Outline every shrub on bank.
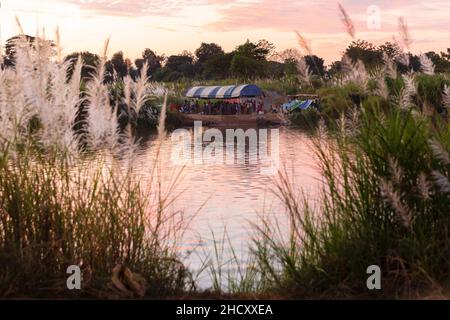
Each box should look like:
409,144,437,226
254,101,450,298
289,109,321,130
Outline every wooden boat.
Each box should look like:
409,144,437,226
180,113,285,127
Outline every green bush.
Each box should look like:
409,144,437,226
317,84,359,119
289,108,321,130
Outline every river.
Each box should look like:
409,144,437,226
133,125,322,288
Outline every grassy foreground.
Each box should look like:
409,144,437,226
0,34,193,298
0,149,191,298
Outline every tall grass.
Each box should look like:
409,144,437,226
250,7,449,295
0,30,191,298
252,102,450,298
0,150,190,298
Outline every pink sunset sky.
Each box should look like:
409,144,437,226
0,0,449,64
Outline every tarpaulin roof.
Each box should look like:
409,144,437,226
185,84,262,99
282,99,313,111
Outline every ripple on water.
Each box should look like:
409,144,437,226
135,127,322,288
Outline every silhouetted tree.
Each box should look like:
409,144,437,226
230,39,274,78
194,42,225,77
266,61,285,79
135,48,164,78
378,41,402,59
424,51,450,73
195,42,224,64
156,51,194,80
203,52,234,79
304,55,326,77
441,48,450,61
110,51,128,79
65,51,100,80
283,58,298,77
230,54,261,78
345,39,383,70
234,39,274,61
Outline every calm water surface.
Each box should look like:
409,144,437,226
134,126,322,287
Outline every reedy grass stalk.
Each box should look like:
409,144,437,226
0,26,191,298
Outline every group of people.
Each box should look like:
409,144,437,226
175,99,268,115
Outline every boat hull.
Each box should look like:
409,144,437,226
180,114,284,127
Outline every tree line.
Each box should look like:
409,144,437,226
3,35,450,83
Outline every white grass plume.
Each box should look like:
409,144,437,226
396,52,410,69
398,72,417,110
429,139,450,165
443,85,450,110
346,107,361,136
393,18,412,70
383,53,397,79
398,17,412,50
419,54,435,75
295,31,312,56
340,55,353,74
123,75,133,114
403,72,417,95
0,27,82,154
85,39,120,151
431,171,450,194
379,179,412,228
374,71,389,99
338,3,355,39
0,28,166,164
417,173,431,201
341,57,369,92
317,118,328,142
388,157,403,185
133,62,150,114
157,91,168,141
297,57,311,85
398,89,413,110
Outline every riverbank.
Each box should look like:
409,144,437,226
180,113,285,127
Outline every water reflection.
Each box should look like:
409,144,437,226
135,126,321,287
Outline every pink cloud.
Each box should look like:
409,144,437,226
206,0,340,33
205,0,449,60
46,0,450,63
207,0,450,33
65,0,450,37
68,0,226,17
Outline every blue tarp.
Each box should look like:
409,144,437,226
185,84,262,99
282,99,313,112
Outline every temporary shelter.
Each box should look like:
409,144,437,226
184,84,262,99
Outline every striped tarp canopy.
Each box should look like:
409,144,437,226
184,84,262,99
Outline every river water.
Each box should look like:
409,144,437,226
134,126,322,287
